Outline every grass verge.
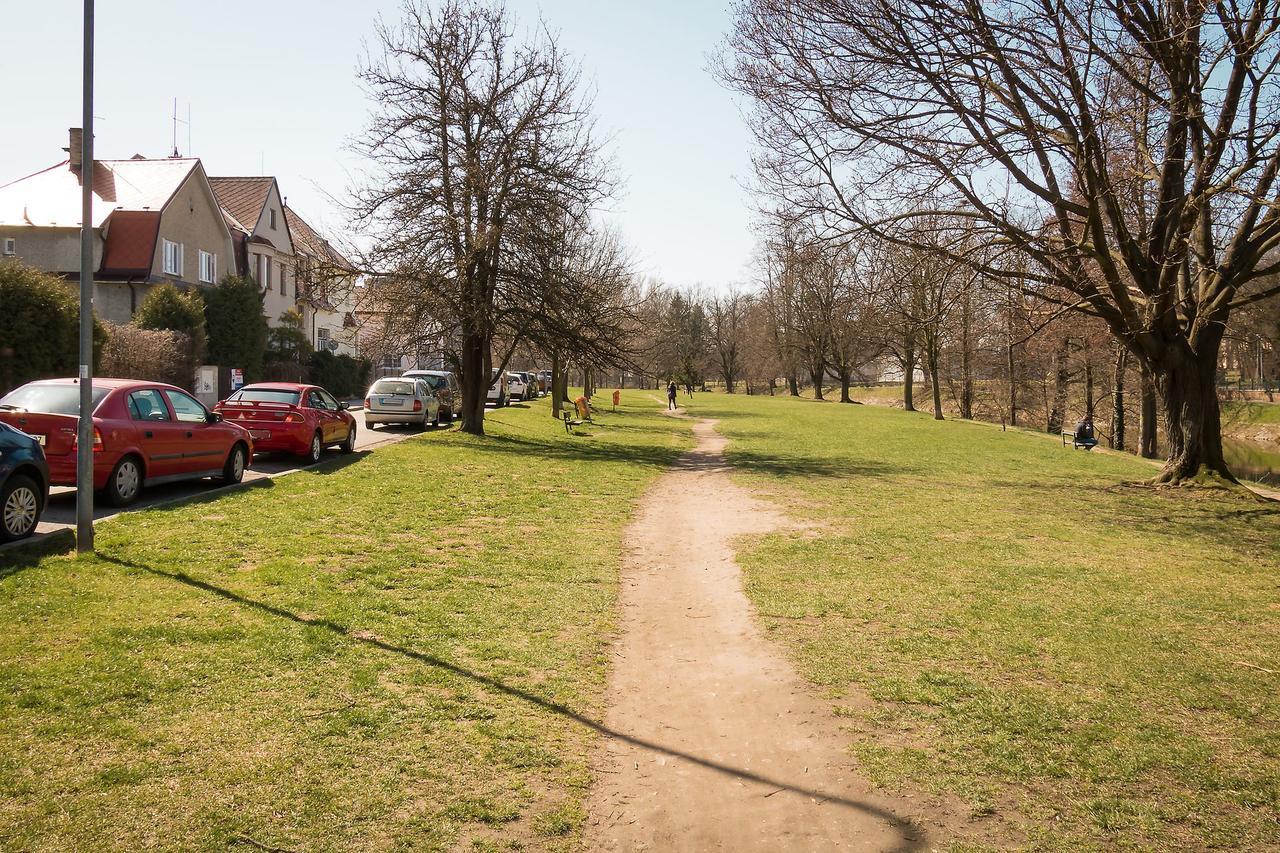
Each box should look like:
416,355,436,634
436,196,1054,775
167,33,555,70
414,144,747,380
685,392,1280,849
0,394,690,851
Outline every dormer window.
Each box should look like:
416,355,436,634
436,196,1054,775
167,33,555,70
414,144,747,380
269,209,277,230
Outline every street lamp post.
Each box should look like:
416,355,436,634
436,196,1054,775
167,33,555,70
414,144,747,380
76,0,95,553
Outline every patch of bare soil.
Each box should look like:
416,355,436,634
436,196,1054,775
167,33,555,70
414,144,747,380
585,418,965,851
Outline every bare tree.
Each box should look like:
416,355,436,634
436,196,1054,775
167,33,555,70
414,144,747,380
353,0,610,435
724,0,1280,483
707,288,753,392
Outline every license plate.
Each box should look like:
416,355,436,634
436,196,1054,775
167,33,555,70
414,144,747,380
380,397,403,406
250,430,271,440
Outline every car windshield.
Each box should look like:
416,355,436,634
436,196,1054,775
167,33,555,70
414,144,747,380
228,388,301,405
0,383,110,415
409,374,446,390
372,380,417,396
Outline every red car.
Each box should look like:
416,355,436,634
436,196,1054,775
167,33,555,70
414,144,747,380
214,383,357,463
0,378,253,507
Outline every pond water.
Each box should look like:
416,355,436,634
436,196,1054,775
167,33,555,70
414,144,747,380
1224,438,1280,487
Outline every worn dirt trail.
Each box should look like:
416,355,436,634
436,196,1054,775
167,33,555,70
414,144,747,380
585,416,931,851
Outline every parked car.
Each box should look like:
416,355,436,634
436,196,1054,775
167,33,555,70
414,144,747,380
507,372,530,401
214,383,356,463
519,371,543,397
0,421,49,543
364,377,439,428
487,369,509,407
537,370,553,395
402,370,458,423
0,378,252,507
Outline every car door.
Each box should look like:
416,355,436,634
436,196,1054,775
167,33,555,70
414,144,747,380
163,389,224,475
126,388,183,479
308,389,341,443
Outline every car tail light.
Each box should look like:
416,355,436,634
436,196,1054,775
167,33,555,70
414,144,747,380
364,398,371,409
413,400,423,412
72,426,104,453
284,412,303,423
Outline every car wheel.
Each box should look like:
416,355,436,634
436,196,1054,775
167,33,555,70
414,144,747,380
341,424,357,454
306,431,323,464
1,474,41,542
443,407,453,424
432,410,440,427
219,443,248,485
105,455,143,507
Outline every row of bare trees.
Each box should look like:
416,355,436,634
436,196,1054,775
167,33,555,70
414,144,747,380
348,0,640,434
717,0,1280,484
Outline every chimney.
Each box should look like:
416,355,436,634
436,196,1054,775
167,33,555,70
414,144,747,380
67,128,84,173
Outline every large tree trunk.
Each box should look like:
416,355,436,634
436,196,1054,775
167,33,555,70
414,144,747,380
1139,366,1158,459
1111,347,1127,451
959,281,973,419
1151,334,1233,483
787,374,800,396
902,332,917,412
1047,336,1070,434
926,340,943,420
810,363,826,400
460,327,488,436
550,350,563,418
839,366,852,403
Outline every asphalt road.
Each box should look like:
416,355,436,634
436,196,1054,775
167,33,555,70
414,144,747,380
17,412,441,547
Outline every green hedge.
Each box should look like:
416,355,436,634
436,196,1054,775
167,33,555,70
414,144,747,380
0,260,105,395
308,350,372,399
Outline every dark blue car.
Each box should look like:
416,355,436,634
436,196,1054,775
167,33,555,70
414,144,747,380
0,420,49,543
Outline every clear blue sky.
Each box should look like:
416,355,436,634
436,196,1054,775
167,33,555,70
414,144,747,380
0,0,755,290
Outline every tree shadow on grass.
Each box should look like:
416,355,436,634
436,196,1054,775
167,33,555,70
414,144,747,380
95,553,929,852
465,434,910,481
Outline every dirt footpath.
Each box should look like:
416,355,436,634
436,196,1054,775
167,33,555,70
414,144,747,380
585,417,937,851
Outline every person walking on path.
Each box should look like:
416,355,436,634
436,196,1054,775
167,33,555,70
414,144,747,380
667,381,678,410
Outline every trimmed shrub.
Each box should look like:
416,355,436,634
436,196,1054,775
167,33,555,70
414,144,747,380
267,308,313,364
0,260,105,395
135,283,206,366
205,275,267,381
100,324,196,389
309,350,372,398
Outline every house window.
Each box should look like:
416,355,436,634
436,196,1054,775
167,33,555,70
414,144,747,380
382,355,400,370
261,255,272,290
279,262,286,296
317,327,331,349
198,251,216,284
2,238,14,256
163,239,184,276
269,209,277,230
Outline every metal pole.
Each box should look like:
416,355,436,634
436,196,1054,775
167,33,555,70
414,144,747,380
76,0,95,553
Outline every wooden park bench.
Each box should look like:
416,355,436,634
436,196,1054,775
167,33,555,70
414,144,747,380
1061,430,1098,451
562,398,594,433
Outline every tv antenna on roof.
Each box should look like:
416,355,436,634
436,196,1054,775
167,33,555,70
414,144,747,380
171,97,190,157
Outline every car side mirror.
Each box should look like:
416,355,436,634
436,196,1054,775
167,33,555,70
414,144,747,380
207,411,223,424
337,401,349,410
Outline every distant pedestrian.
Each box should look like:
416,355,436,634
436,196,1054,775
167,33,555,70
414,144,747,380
1074,414,1095,444
685,382,693,398
667,381,678,410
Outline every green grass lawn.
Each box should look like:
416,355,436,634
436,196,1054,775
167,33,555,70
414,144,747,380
0,394,691,852
684,392,1280,850
1223,399,1280,427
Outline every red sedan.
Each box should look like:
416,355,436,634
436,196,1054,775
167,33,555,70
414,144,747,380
214,383,357,463
0,378,253,507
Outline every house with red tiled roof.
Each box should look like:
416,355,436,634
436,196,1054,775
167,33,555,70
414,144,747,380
208,176,297,331
0,129,237,323
284,204,360,357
